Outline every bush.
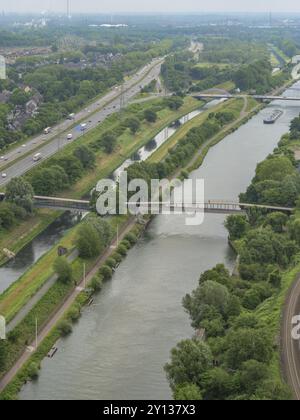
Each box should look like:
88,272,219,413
53,257,73,284
67,305,81,323
90,274,103,292
121,240,131,250
58,320,73,337
125,233,138,245
117,244,128,256
27,362,40,380
112,252,123,263
106,258,117,268
100,265,113,280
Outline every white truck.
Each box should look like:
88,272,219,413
33,153,43,162
44,127,51,135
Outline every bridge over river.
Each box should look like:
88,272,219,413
16,196,294,214
0,193,292,214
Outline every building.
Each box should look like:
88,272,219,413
292,55,300,64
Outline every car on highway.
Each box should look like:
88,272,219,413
1,173,7,178
33,153,43,162
44,127,51,134
67,134,73,140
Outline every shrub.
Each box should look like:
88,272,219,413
117,244,128,256
67,305,81,323
121,240,131,250
100,265,113,280
112,252,123,263
27,362,40,380
90,274,103,292
125,233,138,245
106,258,117,268
53,257,73,284
58,320,73,337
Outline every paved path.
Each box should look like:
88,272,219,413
0,218,136,393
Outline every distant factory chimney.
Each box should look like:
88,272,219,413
67,0,71,19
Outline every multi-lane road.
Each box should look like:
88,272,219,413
0,57,164,186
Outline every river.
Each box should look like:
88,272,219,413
20,83,300,400
0,105,214,296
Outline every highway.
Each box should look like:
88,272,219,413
0,57,163,186
282,275,300,400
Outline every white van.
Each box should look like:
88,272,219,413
67,133,73,140
33,153,43,162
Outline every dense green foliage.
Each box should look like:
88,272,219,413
76,214,112,259
166,113,300,400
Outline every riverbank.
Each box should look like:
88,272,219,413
0,95,257,399
0,96,202,267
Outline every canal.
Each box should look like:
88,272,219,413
20,84,300,400
0,105,213,296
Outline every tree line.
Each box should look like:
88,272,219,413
165,114,300,400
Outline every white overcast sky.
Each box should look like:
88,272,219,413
0,0,300,14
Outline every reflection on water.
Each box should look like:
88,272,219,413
112,107,206,182
20,84,300,400
0,212,81,294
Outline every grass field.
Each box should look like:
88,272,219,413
0,96,201,266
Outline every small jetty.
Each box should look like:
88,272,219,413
47,347,58,358
3,248,16,260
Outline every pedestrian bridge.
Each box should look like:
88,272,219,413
0,193,294,214
191,93,300,102
1,194,293,215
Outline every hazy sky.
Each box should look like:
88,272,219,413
1,0,300,14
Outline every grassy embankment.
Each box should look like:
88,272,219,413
0,96,200,266
0,96,258,400
0,97,202,320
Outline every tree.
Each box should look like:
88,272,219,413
254,379,292,400
237,360,269,396
53,257,73,284
6,177,34,213
99,265,113,280
76,223,102,258
202,368,234,400
56,156,83,183
225,215,249,240
183,281,230,328
225,329,273,370
30,165,69,195
165,339,213,391
255,156,294,182
125,117,141,134
144,109,157,123
101,133,117,154
174,384,202,401
166,96,184,110
0,340,7,371
288,218,300,245
265,212,288,233
0,204,15,229
73,145,96,169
